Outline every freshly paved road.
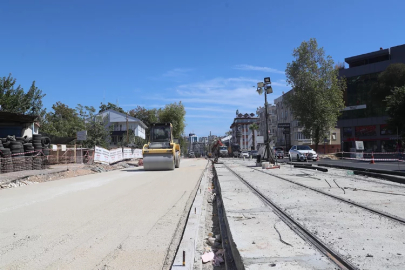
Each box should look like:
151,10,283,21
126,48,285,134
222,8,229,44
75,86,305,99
318,158,405,171
0,159,207,270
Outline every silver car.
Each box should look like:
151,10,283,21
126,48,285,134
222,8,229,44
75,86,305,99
289,145,318,161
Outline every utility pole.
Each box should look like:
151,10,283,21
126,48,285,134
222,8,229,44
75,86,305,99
257,77,273,162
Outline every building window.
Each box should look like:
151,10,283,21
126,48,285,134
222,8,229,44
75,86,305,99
332,133,337,140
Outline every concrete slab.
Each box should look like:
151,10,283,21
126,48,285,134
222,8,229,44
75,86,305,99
214,164,334,270
172,163,208,269
225,160,405,270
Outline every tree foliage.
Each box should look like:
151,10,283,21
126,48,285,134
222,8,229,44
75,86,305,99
371,63,405,105
99,102,125,114
157,102,186,139
249,123,259,150
385,85,405,139
129,106,158,136
284,38,346,150
0,74,45,117
41,102,85,137
82,106,112,148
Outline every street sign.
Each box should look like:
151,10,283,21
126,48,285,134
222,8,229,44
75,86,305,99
257,82,264,88
256,136,264,143
278,123,290,128
264,77,271,84
77,130,87,141
355,141,364,150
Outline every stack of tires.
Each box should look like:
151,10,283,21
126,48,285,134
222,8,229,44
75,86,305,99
32,135,43,170
23,143,35,170
10,141,24,172
0,138,12,173
41,137,51,156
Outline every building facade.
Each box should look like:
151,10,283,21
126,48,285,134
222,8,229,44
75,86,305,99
338,44,405,152
230,113,259,151
256,105,277,144
96,109,147,145
274,93,341,153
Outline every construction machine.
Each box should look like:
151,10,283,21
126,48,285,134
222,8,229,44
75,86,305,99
142,123,181,171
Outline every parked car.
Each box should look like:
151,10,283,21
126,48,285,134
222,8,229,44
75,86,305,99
188,152,195,158
251,150,258,158
240,151,249,158
289,145,318,161
274,147,284,159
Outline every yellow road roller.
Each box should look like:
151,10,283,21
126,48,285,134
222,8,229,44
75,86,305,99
142,123,180,171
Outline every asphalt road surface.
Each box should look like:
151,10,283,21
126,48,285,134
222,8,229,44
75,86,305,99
318,158,405,171
0,159,207,270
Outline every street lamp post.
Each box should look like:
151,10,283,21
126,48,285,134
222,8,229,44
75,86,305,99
257,77,273,162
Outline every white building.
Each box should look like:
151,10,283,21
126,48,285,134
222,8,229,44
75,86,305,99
230,113,259,151
256,105,277,144
95,109,147,145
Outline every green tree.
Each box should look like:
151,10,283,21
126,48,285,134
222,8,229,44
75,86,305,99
284,38,346,151
0,74,45,117
371,63,405,106
99,102,125,114
82,106,112,148
157,102,186,139
129,106,158,136
385,85,405,139
249,123,259,150
41,102,85,137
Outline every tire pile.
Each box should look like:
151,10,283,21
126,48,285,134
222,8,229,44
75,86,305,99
0,134,51,174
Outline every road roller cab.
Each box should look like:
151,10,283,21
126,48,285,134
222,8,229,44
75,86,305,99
142,123,181,171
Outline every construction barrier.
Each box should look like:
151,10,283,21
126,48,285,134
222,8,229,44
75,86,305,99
338,151,405,162
94,146,142,165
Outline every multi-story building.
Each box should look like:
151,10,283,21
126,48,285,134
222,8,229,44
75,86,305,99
229,113,259,151
338,44,405,152
199,137,208,144
274,93,341,153
256,105,277,145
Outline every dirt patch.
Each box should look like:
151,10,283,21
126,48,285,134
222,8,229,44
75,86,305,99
198,165,226,270
0,160,141,189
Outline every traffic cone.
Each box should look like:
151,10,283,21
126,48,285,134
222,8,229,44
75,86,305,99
370,152,375,164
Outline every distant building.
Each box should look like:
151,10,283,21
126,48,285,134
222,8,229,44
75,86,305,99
256,105,277,145
338,44,405,152
230,113,259,151
199,137,208,144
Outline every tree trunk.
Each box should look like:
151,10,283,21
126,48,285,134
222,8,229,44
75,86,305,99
252,130,255,150
314,127,319,152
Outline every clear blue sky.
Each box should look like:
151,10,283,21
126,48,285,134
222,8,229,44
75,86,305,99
1,0,404,137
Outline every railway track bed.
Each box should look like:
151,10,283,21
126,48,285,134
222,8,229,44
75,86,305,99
214,160,405,270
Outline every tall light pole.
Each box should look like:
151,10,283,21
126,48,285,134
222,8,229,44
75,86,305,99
257,77,273,162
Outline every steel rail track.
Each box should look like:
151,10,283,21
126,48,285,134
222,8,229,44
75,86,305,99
220,163,359,270
245,163,405,224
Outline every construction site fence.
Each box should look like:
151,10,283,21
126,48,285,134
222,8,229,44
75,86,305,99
336,151,405,162
47,145,95,165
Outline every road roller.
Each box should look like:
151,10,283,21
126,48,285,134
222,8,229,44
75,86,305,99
142,123,181,171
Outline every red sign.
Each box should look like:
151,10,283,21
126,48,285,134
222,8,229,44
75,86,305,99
355,125,376,137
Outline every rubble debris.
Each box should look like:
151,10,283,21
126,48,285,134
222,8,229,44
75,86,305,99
201,251,214,263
